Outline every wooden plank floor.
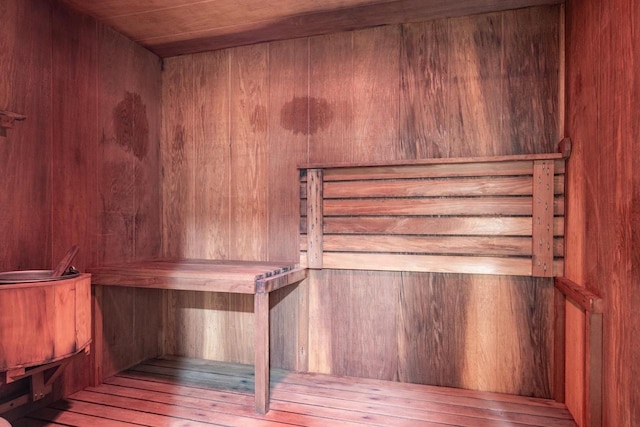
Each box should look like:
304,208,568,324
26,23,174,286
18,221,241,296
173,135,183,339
18,357,576,426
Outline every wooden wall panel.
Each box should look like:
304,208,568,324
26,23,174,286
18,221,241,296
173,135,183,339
1,0,163,408
93,24,163,379
308,32,353,163
565,0,640,423
229,44,269,261
161,5,561,398
162,55,196,258
50,2,97,282
503,6,560,154
399,20,449,159
48,2,97,400
267,38,310,370
0,0,52,272
193,50,231,260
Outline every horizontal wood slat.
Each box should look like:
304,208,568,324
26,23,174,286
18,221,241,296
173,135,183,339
300,235,564,257
299,152,567,277
301,175,565,198
299,252,564,276
319,197,565,216
301,216,565,236
301,158,565,181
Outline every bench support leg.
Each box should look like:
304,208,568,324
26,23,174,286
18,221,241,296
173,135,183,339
254,292,269,414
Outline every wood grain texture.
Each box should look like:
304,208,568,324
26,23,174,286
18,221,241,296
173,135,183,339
94,23,164,385
397,273,469,387
266,39,310,371
193,50,231,259
159,6,562,398
308,31,353,163
565,0,640,423
0,0,163,409
161,55,195,258
18,357,576,427
57,0,563,57
503,6,560,154
352,25,400,162
50,4,97,274
399,19,449,159
0,0,52,272
0,275,91,371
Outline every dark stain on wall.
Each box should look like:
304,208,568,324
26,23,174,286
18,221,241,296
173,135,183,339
280,96,334,135
113,91,149,160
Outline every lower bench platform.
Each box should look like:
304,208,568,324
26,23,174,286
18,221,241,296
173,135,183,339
18,356,576,426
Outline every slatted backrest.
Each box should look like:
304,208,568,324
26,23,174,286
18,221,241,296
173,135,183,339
300,153,567,277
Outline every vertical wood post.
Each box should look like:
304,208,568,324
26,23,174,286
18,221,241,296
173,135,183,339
306,169,323,269
91,285,103,387
553,287,566,403
254,292,270,414
296,278,309,372
532,160,555,276
585,312,603,427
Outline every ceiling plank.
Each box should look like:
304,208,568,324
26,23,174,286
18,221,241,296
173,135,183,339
58,0,563,57
149,0,563,57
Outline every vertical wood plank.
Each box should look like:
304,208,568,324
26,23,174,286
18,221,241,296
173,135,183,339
193,50,231,259
397,273,469,387
50,3,97,272
309,32,353,163
296,277,310,372
162,56,195,258
553,288,566,403
448,12,504,157
330,271,399,380
307,270,333,374
565,300,586,424
399,20,449,159
586,312,603,427
351,25,401,162
229,44,269,261
267,38,309,371
268,38,309,261
227,44,270,364
0,0,52,272
306,169,323,269
532,159,556,277
91,286,104,386
254,292,270,414
503,6,560,154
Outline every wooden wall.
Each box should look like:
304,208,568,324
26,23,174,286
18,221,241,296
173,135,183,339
565,0,640,424
161,5,562,397
0,0,162,405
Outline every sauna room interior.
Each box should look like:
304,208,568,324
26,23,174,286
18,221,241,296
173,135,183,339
0,0,638,425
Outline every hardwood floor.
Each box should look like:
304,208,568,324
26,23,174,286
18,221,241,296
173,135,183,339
17,357,575,426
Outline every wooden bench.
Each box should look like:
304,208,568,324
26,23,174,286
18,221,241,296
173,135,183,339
89,259,307,414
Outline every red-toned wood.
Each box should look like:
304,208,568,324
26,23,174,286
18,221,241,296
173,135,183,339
50,2,98,274
90,259,304,413
0,275,91,373
19,357,576,426
254,292,269,414
305,170,323,269
554,288,566,403
532,160,556,276
0,0,52,273
565,0,639,423
158,5,562,398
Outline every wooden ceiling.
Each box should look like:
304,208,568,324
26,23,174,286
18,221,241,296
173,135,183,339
58,0,562,57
